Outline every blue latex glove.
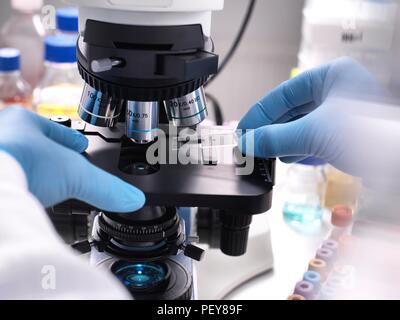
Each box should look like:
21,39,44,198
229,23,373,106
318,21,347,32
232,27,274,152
238,57,397,182
0,106,146,212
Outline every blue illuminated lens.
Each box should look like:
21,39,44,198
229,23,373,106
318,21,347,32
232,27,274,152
113,261,167,290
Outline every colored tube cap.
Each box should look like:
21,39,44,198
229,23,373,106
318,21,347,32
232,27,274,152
287,294,306,300
294,281,315,300
303,271,321,286
316,248,335,264
308,258,328,281
322,239,339,252
308,258,327,271
331,205,353,227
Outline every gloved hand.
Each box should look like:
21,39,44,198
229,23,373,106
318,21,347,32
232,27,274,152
0,106,145,211
237,57,400,184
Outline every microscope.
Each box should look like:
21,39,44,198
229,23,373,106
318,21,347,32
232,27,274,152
49,0,275,300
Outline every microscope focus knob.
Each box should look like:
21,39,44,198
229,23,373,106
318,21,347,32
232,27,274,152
220,213,253,256
182,243,205,262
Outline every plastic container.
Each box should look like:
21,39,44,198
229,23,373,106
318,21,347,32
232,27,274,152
302,0,398,51
298,0,399,84
283,157,327,230
0,48,32,110
33,35,83,119
0,0,46,87
323,165,361,212
56,7,79,35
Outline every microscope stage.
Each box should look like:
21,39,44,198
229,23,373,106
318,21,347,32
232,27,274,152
77,122,275,215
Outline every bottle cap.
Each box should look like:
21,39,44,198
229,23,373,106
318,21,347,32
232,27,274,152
11,0,43,12
45,35,77,63
56,7,79,33
0,48,20,72
297,156,326,166
331,205,353,227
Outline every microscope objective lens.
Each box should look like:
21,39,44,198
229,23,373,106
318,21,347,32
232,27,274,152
126,101,159,144
164,87,208,127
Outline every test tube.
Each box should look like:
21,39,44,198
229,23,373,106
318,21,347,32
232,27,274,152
337,234,358,260
303,271,321,293
329,205,353,240
322,239,339,253
308,258,328,282
293,281,315,300
316,248,335,266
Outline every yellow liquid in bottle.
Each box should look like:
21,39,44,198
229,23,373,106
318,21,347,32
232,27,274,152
36,84,82,120
37,102,79,119
323,165,361,211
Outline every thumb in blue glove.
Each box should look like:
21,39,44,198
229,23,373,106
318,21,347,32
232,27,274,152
0,106,145,212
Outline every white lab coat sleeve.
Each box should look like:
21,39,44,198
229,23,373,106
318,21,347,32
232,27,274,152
0,151,131,300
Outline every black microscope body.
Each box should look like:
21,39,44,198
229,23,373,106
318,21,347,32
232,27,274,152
49,19,275,300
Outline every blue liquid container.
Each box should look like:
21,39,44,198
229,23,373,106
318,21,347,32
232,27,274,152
283,157,327,231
